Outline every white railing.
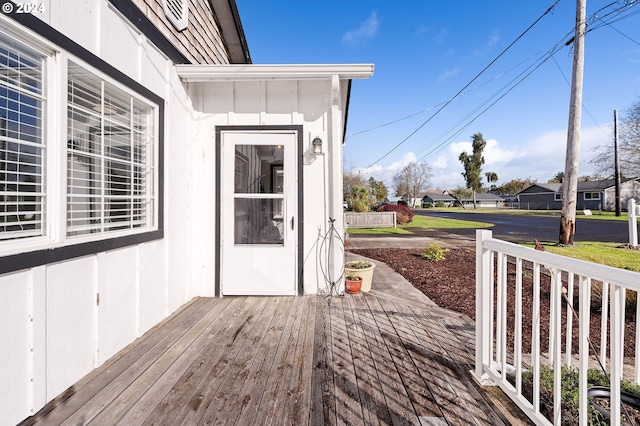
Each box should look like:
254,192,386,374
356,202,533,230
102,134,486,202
473,230,640,425
629,199,639,247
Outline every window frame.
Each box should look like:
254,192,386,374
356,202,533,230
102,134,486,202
0,17,164,274
583,191,600,200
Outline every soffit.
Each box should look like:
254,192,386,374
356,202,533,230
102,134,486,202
176,64,375,82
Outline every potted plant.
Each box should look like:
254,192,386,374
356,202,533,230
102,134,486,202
344,272,362,294
345,260,375,292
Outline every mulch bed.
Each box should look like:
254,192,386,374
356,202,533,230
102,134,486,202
349,247,637,357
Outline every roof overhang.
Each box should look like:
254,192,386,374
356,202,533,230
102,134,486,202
176,64,374,82
209,0,252,64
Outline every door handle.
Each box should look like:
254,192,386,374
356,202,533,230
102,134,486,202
290,216,295,230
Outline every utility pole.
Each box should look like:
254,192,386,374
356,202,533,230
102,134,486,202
614,109,622,216
559,0,586,245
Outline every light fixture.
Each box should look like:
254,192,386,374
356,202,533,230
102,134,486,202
312,136,323,154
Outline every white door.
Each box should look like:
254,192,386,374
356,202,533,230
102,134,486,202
220,131,297,295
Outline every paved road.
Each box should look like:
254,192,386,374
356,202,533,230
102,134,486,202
413,210,632,244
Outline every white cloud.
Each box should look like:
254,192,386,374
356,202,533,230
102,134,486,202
438,67,459,81
342,11,379,46
348,126,610,194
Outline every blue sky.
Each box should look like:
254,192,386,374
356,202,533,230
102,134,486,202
236,1,640,191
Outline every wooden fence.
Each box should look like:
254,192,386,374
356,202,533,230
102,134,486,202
344,212,396,228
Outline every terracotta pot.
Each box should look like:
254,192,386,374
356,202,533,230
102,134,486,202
345,277,362,294
344,263,375,292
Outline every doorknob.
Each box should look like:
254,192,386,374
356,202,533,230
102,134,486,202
290,216,294,230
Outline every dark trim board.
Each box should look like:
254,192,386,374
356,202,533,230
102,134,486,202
215,125,305,296
107,0,190,64
0,7,165,274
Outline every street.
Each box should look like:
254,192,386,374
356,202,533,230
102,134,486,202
414,210,632,244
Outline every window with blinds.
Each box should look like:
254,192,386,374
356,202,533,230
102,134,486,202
0,32,45,241
67,62,155,237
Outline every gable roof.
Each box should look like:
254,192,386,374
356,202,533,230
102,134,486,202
518,178,640,195
422,192,456,201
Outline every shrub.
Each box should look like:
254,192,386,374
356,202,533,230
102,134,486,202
378,203,414,225
421,243,447,261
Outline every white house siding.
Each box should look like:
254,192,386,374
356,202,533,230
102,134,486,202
0,2,228,423
604,181,640,211
186,77,348,296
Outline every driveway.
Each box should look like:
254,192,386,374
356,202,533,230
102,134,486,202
413,210,632,244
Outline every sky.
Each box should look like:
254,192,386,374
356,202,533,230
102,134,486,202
236,0,640,192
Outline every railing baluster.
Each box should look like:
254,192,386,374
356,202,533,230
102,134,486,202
515,257,523,395
532,261,541,416
551,268,562,425
497,252,506,376
601,282,609,371
490,251,495,366
565,272,574,367
578,277,591,426
610,284,625,424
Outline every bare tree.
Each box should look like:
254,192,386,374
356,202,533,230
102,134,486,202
392,162,432,207
591,97,640,178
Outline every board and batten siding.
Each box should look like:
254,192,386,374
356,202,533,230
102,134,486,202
186,77,349,296
0,2,214,423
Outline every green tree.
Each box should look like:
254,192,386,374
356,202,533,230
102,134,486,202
350,186,370,212
459,133,486,192
449,187,473,208
368,177,388,202
343,169,367,209
548,171,565,183
495,177,536,196
485,171,498,190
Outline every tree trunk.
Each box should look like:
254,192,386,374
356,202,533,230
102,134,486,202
559,0,586,245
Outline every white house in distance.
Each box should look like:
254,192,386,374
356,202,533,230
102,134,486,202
0,1,373,424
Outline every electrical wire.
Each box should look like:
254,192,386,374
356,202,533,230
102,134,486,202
350,0,640,180
363,0,563,169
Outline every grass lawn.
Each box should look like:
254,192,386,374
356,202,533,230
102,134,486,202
521,241,640,273
346,213,492,235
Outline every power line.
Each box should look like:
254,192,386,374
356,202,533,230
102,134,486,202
363,0,562,169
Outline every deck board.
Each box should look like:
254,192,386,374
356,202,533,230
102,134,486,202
23,287,531,425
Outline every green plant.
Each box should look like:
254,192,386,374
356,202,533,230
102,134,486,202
345,260,373,269
421,243,448,261
520,365,640,424
345,272,362,281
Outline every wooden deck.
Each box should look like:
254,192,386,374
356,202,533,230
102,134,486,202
22,262,530,425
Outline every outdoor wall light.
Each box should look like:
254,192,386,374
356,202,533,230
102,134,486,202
312,136,323,154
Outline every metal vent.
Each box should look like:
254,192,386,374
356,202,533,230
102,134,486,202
163,0,188,31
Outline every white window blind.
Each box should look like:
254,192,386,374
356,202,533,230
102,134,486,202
0,32,45,241
67,62,155,237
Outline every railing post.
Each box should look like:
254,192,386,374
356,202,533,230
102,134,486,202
473,229,494,385
629,199,638,247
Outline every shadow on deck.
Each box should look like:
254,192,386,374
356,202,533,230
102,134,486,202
21,256,531,425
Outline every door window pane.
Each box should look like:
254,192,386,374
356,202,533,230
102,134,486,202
234,144,283,194
234,198,284,245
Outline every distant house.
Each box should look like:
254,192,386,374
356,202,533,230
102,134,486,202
446,191,505,208
421,191,456,207
517,178,640,211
